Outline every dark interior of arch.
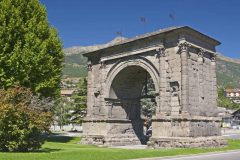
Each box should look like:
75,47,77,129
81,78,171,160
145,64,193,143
109,65,156,143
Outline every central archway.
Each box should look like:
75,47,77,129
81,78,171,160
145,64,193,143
105,58,159,97
106,64,157,144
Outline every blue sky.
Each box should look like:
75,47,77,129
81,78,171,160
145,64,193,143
40,0,240,58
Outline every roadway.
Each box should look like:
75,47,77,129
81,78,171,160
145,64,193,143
133,131,240,160
148,150,240,160
223,133,240,139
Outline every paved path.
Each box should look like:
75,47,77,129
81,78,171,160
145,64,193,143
133,150,240,160
110,145,147,149
223,133,240,139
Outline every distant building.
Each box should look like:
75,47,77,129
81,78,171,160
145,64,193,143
60,89,76,101
218,108,240,128
225,88,240,103
232,109,240,120
61,78,80,89
231,109,240,129
218,107,234,128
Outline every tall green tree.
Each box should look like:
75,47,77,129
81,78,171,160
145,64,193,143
71,78,87,124
0,0,63,98
140,78,156,126
54,97,73,129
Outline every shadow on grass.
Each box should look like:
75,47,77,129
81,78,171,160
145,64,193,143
45,134,76,143
0,148,62,153
46,136,75,143
35,148,62,153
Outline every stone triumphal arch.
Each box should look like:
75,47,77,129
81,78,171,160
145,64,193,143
81,26,226,148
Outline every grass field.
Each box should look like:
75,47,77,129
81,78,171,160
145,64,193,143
0,136,240,160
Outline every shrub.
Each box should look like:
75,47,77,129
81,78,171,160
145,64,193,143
0,86,53,152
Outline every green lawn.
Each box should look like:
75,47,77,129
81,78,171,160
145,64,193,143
0,136,240,160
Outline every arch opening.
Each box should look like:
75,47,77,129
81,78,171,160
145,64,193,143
108,65,156,144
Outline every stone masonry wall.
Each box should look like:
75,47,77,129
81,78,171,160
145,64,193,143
188,49,217,117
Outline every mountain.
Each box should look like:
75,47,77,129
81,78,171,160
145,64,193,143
216,54,240,88
63,37,127,56
62,37,127,78
217,53,240,64
62,39,240,88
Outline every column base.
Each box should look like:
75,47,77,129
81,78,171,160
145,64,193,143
81,135,105,145
151,115,222,137
148,136,227,148
80,118,146,146
81,134,144,146
149,115,227,148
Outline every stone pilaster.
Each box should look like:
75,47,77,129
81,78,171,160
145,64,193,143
178,42,190,115
211,56,217,110
197,49,204,111
156,47,167,115
86,60,94,117
98,61,108,117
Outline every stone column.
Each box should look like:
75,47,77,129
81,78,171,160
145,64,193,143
178,42,190,115
211,55,217,111
104,98,113,118
197,49,204,112
86,60,94,117
156,47,167,115
98,61,108,117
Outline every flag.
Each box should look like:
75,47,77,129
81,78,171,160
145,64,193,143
140,16,146,23
169,13,176,21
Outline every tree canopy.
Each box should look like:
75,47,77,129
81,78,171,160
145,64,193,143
71,78,87,124
0,0,63,98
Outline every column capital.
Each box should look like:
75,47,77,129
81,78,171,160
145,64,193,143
156,47,166,58
178,42,191,52
99,60,106,69
87,61,92,71
211,56,216,62
198,48,206,57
